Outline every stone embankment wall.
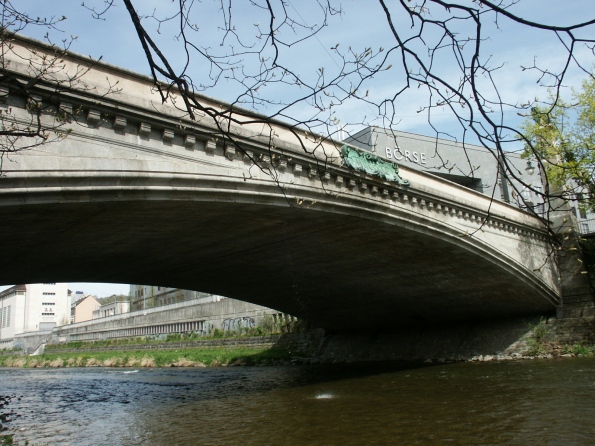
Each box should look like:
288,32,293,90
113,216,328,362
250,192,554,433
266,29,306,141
45,332,325,357
12,314,595,363
315,317,546,362
314,315,595,363
552,315,595,345
14,307,595,364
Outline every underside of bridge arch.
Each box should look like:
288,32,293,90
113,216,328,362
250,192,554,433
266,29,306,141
0,193,558,331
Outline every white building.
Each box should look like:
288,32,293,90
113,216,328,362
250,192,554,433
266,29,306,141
130,285,223,311
346,127,595,235
92,300,130,319
0,283,71,349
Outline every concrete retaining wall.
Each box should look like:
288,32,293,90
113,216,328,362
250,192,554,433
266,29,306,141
54,298,286,342
13,331,54,354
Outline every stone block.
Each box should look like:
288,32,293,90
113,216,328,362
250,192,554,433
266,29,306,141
113,116,127,132
86,109,101,126
0,86,8,103
184,135,196,149
205,139,217,154
139,122,151,137
162,129,174,143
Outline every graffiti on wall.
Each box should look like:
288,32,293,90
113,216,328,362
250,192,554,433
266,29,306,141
222,317,255,332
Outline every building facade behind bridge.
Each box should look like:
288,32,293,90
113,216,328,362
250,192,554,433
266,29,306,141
346,127,595,235
1,282,291,351
0,283,71,349
129,285,223,310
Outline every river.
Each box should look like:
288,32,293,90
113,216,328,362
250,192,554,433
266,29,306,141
1,358,595,445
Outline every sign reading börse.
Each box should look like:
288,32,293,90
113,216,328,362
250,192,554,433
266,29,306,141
384,146,427,165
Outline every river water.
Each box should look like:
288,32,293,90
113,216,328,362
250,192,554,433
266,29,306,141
1,358,595,445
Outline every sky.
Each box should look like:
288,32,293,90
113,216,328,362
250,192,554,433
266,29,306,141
13,0,595,137
4,1,595,296
0,283,130,297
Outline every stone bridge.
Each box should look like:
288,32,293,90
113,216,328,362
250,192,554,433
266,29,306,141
0,35,560,331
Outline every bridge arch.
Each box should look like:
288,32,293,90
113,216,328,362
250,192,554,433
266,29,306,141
0,35,560,331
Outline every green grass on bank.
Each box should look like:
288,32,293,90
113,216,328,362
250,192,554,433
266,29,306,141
0,347,295,368
44,329,271,351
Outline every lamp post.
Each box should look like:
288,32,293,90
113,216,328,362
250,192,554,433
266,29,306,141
525,158,536,176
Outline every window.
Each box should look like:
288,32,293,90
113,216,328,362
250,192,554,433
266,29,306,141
1,306,10,328
41,312,55,316
43,292,56,296
42,302,55,306
577,193,587,219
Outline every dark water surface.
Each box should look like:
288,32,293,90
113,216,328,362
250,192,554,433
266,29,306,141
1,358,595,445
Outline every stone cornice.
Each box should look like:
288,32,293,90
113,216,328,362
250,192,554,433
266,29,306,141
1,89,550,245
0,36,551,236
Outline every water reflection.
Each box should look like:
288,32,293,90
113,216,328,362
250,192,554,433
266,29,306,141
1,359,595,445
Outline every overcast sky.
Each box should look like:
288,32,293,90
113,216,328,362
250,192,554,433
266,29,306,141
5,1,594,296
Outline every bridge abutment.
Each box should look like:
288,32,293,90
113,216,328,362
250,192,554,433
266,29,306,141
550,197,595,321
312,316,548,362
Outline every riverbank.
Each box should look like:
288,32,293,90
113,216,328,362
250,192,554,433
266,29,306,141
0,346,297,368
2,315,595,367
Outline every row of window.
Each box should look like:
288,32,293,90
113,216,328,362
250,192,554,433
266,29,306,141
42,292,56,296
134,287,171,298
70,320,206,341
42,302,55,306
41,312,55,316
1,306,11,328
0,291,23,300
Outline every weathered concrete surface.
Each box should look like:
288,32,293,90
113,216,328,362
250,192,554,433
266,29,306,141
548,196,595,319
54,297,276,342
13,331,54,354
551,315,595,345
0,35,561,332
316,317,544,362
